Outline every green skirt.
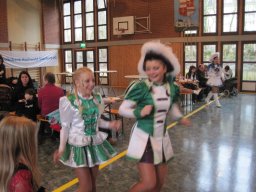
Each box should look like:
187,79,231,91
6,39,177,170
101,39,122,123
60,140,117,168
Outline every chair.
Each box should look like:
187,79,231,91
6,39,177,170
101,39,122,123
37,110,61,142
0,84,12,111
46,109,61,133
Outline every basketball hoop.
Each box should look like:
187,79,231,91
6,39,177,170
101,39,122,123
115,28,127,38
119,28,126,33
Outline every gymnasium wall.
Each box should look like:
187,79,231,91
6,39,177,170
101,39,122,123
107,0,184,87
7,0,42,44
0,0,8,43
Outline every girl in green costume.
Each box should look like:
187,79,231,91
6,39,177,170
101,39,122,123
119,41,191,191
53,67,120,192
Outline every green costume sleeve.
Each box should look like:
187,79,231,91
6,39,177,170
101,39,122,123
124,81,149,119
125,81,147,102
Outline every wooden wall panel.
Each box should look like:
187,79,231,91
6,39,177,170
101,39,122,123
109,44,141,88
168,42,184,73
109,42,184,88
42,0,60,44
0,0,8,43
109,0,179,41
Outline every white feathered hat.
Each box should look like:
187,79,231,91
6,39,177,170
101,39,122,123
209,52,220,63
137,41,180,76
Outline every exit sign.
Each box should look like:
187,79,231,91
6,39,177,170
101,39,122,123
80,43,86,48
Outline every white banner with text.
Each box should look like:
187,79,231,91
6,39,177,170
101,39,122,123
0,50,58,68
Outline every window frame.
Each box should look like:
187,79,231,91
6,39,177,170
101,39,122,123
221,0,239,35
201,42,218,65
85,0,96,42
241,41,256,82
221,42,238,78
202,0,218,36
183,43,198,76
61,0,108,44
74,50,84,70
63,49,74,83
97,0,108,41
74,48,96,70
73,0,83,43
63,1,72,44
242,0,256,34
97,47,109,85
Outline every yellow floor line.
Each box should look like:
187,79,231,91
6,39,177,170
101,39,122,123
52,100,213,192
53,178,78,192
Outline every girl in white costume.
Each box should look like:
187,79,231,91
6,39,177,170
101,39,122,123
53,67,120,192
205,52,224,107
119,41,190,191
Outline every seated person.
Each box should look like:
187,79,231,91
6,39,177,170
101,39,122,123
38,72,65,141
175,73,201,95
224,65,233,80
0,54,6,84
196,64,210,100
185,65,200,103
197,64,208,87
11,71,35,112
223,65,235,92
16,88,39,122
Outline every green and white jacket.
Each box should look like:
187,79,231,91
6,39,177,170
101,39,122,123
119,77,183,164
58,93,116,168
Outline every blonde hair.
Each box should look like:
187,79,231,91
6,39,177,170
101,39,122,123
72,67,95,113
0,116,40,192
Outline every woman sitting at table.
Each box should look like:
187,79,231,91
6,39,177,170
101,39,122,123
196,64,210,101
184,65,200,103
11,71,36,112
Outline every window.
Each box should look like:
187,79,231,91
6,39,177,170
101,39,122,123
202,43,217,64
64,50,73,73
98,48,108,84
242,42,256,81
97,0,107,40
74,0,82,42
64,50,73,83
63,2,71,43
184,45,197,75
222,43,237,77
61,1,109,85
243,0,256,32
75,49,96,71
62,0,108,43
85,50,95,72
85,0,95,41
75,51,84,69
222,0,238,33
203,0,217,34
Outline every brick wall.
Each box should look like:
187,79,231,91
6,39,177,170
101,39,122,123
0,0,8,43
110,0,179,40
42,0,60,44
